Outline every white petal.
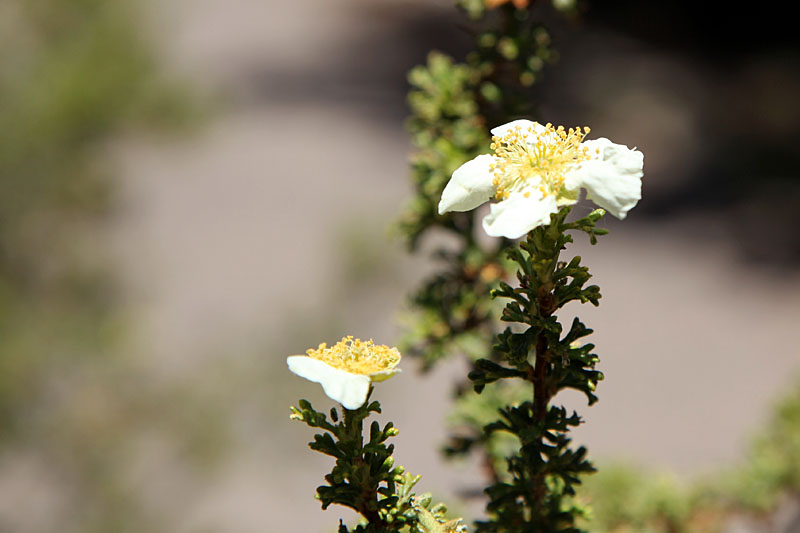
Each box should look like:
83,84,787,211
482,191,560,239
287,356,371,410
490,119,545,139
438,154,496,214
370,367,401,383
565,138,644,219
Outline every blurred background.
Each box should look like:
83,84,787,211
1,0,799,531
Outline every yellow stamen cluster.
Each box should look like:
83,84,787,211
489,123,592,200
306,336,401,375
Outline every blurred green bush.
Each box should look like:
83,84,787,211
578,376,800,533
0,1,199,531
0,0,190,429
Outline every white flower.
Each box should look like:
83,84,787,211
286,336,401,410
438,119,644,239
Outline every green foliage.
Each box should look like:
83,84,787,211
455,0,487,20
445,381,528,480
399,49,503,369
579,465,695,533
291,395,466,533
398,3,602,531
404,200,611,531
466,208,606,533
402,51,488,248
721,378,800,511
398,0,562,373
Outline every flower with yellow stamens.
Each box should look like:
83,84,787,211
438,119,644,238
286,336,401,410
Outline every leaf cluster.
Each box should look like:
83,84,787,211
398,49,505,370
401,51,488,249
464,208,607,532
291,398,466,533
466,7,560,120
397,0,566,370
471,210,607,396
397,5,604,530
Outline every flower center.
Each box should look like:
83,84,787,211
306,336,401,375
490,122,592,200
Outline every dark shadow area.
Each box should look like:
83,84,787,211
571,2,800,267
250,1,800,267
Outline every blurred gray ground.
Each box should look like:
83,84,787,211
105,0,800,531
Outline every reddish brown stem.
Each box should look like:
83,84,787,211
533,331,549,422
